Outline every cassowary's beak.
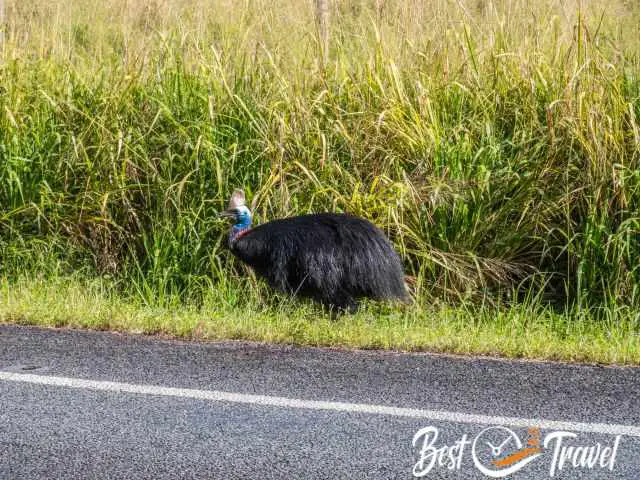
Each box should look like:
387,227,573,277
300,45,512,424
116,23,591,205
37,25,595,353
217,210,236,219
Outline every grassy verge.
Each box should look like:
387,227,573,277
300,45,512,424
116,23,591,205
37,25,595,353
1,275,638,364
1,0,640,362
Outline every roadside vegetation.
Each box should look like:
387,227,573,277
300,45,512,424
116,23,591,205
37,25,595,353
0,0,639,363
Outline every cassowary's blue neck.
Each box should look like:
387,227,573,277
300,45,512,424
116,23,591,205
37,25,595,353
229,216,252,244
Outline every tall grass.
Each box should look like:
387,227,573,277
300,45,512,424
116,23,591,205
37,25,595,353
0,0,639,316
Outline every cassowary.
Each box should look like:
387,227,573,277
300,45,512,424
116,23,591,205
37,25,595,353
219,190,408,312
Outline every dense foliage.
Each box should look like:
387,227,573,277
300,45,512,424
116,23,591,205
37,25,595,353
1,0,639,310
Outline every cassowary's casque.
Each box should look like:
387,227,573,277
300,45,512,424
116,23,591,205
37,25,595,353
219,190,408,312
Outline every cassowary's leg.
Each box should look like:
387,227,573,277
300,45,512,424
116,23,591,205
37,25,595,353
342,298,359,314
317,291,359,315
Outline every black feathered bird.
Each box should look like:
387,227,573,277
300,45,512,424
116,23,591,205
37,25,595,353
219,190,408,312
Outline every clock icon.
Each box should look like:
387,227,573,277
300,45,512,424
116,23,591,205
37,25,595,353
471,426,542,478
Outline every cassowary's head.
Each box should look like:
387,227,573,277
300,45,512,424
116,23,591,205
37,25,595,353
219,189,252,229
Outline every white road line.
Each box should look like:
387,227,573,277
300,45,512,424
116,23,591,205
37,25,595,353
1,370,639,437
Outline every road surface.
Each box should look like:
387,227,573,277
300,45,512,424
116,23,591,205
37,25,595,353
0,324,638,479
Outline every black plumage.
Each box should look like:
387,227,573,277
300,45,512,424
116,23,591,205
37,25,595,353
220,190,408,312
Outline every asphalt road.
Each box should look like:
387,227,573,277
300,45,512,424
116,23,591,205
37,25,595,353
0,325,638,479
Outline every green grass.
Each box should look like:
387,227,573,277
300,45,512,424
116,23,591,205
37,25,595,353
1,0,640,363
1,275,639,364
